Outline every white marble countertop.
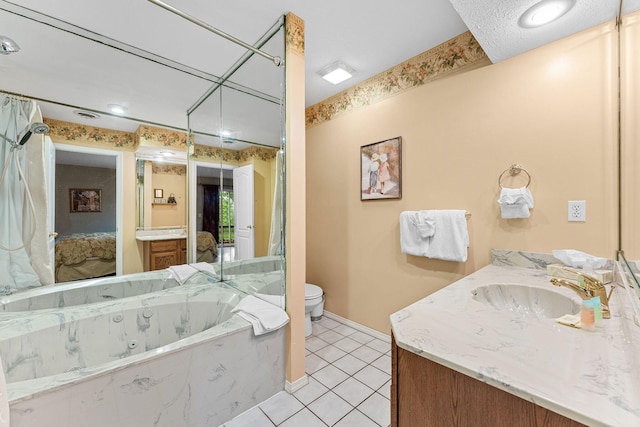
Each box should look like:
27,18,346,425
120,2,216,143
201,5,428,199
135,229,186,241
390,264,640,427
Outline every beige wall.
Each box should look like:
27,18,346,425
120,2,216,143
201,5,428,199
122,152,144,274
238,157,275,257
150,171,187,227
306,20,620,333
285,12,307,387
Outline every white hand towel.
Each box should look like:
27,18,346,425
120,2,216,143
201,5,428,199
498,187,534,219
424,210,469,262
400,211,423,256
232,295,289,336
400,211,437,256
415,211,436,238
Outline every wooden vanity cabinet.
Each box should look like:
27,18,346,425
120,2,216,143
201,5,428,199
144,238,187,271
391,333,584,427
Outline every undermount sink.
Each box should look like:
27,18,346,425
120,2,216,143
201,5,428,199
471,284,580,319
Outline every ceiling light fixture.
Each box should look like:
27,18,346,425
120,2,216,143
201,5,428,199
108,104,127,115
318,61,355,85
0,35,20,55
73,110,101,120
220,130,232,137
518,0,576,28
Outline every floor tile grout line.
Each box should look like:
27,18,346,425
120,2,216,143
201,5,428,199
273,318,390,426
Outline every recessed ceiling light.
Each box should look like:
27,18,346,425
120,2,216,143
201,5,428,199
108,104,127,115
318,61,355,85
220,130,232,137
518,0,575,28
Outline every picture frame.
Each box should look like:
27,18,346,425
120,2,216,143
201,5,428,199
70,188,102,213
361,136,402,200
154,188,164,198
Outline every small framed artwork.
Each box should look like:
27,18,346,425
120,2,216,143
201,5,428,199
361,136,402,200
70,188,102,213
154,188,164,198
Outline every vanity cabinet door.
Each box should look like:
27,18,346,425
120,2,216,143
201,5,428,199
391,332,585,427
145,239,183,271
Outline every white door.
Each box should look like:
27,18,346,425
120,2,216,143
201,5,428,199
233,164,254,260
44,136,56,270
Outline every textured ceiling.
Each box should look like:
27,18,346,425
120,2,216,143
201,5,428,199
449,0,640,63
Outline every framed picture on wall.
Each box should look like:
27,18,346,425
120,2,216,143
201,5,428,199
69,188,102,213
360,137,402,200
154,188,163,198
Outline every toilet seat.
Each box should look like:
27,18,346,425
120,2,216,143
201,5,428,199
305,283,323,300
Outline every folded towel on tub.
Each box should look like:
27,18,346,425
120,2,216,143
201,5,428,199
168,262,217,285
232,295,289,336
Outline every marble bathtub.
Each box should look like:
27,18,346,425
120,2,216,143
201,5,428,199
2,280,286,427
0,269,191,313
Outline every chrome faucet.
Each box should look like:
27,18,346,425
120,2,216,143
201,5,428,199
550,267,615,319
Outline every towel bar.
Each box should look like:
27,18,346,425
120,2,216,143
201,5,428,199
498,164,531,189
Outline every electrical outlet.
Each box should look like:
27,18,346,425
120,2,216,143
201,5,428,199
568,200,586,222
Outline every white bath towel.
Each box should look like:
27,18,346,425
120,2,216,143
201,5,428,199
399,211,436,256
498,187,534,219
424,210,469,262
232,295,289,336
168,262,217,285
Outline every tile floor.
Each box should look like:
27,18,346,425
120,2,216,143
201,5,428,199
222,316,391,427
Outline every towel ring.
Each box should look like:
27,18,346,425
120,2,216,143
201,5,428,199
498,164,531,189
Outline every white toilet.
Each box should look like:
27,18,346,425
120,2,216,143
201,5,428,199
305,283,324,337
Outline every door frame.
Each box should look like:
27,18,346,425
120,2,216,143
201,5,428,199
53,143,124,275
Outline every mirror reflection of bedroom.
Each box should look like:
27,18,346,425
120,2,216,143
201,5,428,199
54,149,119,283
195,165,233,263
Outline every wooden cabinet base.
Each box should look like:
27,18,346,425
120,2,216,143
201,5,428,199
391,334,584,427
144,239,187,271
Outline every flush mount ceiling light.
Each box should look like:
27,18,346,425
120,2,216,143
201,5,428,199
0,35,20,55
518,0,576,28
108,104,127,115
318,61,355,85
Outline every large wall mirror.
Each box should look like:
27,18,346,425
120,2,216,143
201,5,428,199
0,1,286,302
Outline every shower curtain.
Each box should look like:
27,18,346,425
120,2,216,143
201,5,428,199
268,149,284,256
0,94,53,291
